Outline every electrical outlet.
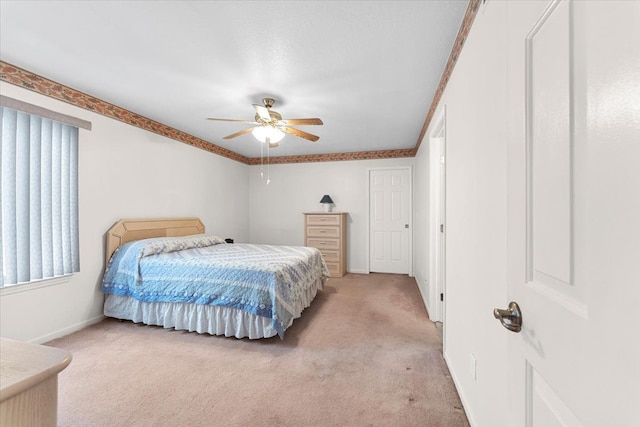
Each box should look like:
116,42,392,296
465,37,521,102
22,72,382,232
469,354,477,381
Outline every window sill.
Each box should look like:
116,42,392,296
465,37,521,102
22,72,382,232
0,275,72,296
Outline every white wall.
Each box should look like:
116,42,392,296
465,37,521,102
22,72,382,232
0,82,249,343
413,1,509,425
248,157,414,274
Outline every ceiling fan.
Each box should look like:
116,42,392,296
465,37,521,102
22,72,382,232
207,98,323,147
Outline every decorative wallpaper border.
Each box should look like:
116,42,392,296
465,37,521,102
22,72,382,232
0,0,479,165
414,0,481,151
0,61,250,164
246,148,416,166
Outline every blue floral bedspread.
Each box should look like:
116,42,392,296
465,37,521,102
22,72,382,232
101,235,330,338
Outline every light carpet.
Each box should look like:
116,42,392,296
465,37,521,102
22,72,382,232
46,273,469,426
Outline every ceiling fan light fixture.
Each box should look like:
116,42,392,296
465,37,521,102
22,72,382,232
209,98,321,143
252,125,285,143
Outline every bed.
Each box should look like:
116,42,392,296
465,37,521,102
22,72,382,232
100,218,329,339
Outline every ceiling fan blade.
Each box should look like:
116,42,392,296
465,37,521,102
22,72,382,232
268,142,279,148
253,104,271,121
223,127,255,139
207,118,257,124
280,126,319,142
281,118,324,126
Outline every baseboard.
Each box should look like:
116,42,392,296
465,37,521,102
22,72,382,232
30,314,105,344
346,270,416,276
443,350,478,427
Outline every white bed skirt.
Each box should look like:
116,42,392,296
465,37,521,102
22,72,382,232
104,278,322,339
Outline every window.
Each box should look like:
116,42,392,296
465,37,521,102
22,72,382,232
0,98,87,288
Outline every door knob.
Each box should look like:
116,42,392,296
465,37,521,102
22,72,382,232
493,301,522,333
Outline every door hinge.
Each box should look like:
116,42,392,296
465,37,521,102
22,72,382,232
440,293,444,302
440,224,444,233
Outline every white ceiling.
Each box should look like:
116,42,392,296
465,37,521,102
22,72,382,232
0,1,468,158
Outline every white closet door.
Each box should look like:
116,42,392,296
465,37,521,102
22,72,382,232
369,168,411,274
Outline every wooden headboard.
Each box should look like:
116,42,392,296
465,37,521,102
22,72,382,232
105,217,205,265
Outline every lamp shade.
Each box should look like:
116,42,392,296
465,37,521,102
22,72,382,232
252,125,285,143
320,195,334,204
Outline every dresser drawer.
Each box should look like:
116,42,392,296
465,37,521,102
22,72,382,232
319,250,339,263
306,215,340,226
325,262,341,277
307,237,340,251
307,226,340,238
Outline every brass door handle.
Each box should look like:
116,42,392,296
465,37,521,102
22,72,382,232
493,301,522,333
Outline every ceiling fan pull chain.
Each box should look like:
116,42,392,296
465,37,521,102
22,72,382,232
266,137,271,185
260,138,264,179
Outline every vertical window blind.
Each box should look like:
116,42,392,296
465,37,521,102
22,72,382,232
1,106,80,287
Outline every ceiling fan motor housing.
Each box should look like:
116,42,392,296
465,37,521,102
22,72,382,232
255,111,282,125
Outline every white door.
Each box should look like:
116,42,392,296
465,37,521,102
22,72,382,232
502,1,640,425
369,168,411,274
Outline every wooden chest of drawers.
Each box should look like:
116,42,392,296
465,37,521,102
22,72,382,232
304,212,347,277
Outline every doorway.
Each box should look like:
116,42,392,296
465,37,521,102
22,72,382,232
430,108,446,328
